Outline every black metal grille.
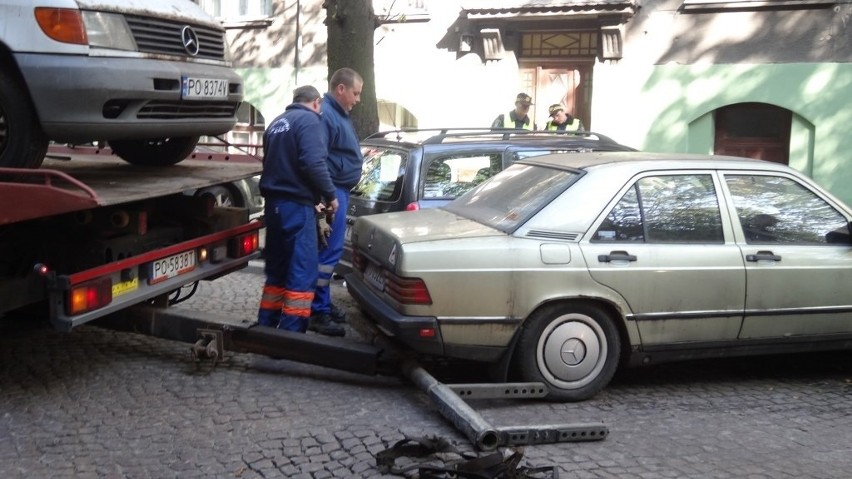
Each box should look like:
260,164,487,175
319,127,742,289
125,15,226,60
138,101,239,119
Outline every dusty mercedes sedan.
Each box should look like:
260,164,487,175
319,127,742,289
346,151,852,401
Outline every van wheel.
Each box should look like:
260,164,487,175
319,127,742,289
109,136,198,166
0,74,48,169
514,303,620,402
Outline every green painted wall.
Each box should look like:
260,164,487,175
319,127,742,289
593,63,852,204
236,66,328,125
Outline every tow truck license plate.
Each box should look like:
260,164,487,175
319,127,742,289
181,76,228,100
149,250,196,284
364,263,385,292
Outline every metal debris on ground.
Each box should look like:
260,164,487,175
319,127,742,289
375,435,558,478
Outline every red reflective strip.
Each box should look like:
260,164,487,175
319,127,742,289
282,290,313,317
259,285,285,310
282,305,311,317
284,290,314,302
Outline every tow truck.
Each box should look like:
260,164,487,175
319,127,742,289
0,147,608,453
0,148,263,330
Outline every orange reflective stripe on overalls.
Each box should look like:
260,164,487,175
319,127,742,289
259,284,286,311
282,290,314,318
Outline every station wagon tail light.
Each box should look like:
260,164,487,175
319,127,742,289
385,273,432,305
405,203,420,211
68,277,112,315
35,8,87,45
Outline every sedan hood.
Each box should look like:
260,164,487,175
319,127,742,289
354,208,501,245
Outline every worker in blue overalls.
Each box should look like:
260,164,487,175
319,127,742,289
257,85,338,333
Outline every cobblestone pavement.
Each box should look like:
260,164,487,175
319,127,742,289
2,261,852,478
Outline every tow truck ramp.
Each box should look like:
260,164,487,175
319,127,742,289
101,304,609,451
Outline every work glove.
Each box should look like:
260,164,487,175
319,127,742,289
317,214,332,249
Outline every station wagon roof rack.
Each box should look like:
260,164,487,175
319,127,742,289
364,128,621,146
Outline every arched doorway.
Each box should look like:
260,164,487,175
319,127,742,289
714,103,792,164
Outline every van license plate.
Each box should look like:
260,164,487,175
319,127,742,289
181,76,228,100
149,250,197,284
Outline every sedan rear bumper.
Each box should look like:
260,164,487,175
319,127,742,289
345,272,445,356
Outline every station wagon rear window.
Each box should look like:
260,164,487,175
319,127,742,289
351,148,407,202
444,163,579,233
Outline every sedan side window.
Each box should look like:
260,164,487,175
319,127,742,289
594,174,723,243
725,175,847,244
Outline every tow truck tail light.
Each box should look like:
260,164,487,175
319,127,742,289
68,277,112,315
386,274,432,305
34,8,87,45
229,231,260,258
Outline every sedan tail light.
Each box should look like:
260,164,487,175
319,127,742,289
385,272,432,305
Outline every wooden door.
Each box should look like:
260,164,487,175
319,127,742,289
520,65,593,130
714,103,791,164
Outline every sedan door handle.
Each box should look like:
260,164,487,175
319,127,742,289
598,251,637,263
746,250,782,262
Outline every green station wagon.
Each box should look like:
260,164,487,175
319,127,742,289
346,151,852,401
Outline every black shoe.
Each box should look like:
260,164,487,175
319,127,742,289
330,304,347,323
308,313,345,337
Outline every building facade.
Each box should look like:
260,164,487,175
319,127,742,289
205,0,852,204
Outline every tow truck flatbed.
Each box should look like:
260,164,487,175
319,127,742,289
0,154,262,226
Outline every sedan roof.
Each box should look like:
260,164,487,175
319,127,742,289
523,151,793,173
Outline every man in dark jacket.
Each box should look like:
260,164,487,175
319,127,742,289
257,85,339,333
308,68,364,337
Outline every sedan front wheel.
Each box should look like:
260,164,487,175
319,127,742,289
515,303,621,402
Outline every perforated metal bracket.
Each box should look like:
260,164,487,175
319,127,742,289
447,382,549,400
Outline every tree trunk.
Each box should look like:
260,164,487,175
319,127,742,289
323,0,379,139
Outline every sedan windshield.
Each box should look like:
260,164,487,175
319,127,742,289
443,163,580,233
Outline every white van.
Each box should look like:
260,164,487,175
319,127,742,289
0,0,243,168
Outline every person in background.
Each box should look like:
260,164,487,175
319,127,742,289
545,104,585,131
491,93,535,130
257,85,338,333
308,67,365,337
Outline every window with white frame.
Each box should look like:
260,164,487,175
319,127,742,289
374,0,429,23
198,0,273,19
681,0,835,12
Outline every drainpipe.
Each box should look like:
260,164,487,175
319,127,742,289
294,0,301,84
